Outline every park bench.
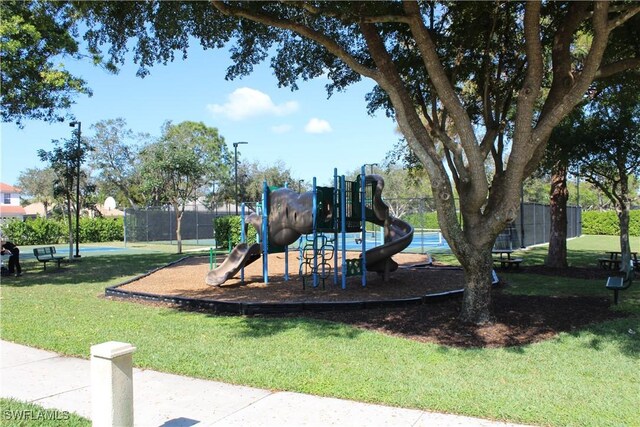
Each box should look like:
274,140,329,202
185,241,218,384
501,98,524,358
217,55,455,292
598,257,617,270
494,258,523,268
33,246,66,271
492,249,523,269
599,251,638,270
605,260,635,305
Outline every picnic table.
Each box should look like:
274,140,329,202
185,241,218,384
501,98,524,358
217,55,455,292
492,250,523,268
598,251,638,270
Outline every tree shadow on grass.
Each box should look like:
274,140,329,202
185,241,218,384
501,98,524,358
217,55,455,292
2,253,182,288
232,316,364,340
275,292,638,354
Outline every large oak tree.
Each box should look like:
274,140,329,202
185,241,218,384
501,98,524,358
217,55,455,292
66,1,640,323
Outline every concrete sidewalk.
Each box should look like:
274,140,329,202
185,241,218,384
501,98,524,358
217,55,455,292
1,340,532,426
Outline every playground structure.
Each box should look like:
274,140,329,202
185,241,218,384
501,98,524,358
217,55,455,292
205,167,414,289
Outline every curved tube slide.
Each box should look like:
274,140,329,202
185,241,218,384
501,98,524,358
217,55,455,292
363,175,414,273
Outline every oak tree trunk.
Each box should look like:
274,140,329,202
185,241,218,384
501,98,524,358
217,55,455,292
546,163,569,268
458,247,494,324
175,206,183,254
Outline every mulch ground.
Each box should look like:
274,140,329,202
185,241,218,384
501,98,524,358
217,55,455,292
116,253,625,348
282,292,621,348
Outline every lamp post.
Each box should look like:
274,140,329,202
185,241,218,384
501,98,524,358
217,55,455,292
298,179,304,193
233,141,248,215
576,165,581,237
69,121,82,258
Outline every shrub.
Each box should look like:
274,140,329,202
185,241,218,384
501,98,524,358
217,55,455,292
1,219,31,245
0,217,65,245
26,216,66,244
0,216,124,245
582,210,640,236
79,217,124,242
404,211,440,229
214,215,257,248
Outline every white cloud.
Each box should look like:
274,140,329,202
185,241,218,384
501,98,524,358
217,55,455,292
207,87,299,121
271,124,293,134
304,118,332,134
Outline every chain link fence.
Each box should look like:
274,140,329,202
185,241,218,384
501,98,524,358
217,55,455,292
382,198,581,250
124,204,220,246
124,199,581,250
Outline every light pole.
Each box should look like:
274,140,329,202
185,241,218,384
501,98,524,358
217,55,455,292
576,165,581,237
69,121,82,258
233,141,248,215
298,179,304,193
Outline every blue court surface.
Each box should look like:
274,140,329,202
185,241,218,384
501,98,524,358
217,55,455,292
295,231,450,253
19,245,138,261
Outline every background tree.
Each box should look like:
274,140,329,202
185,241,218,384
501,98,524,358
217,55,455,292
381,163,433,219
139,121,231,254
239,160,299,204
0,1,93,126
38,136,91,257
539,109,586,268
70,1,640,323
87,118,148,209
575,75,640,269
16,167,57,217
342,162,433,219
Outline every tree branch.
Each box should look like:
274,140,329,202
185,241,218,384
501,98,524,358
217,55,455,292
542,2,591,116
358,20,450,179
361,15,412,24
480,5,501,131
528,2,611,174
595,58,640,79
210,1,379,80
512,1,543,156
402,1,480,159
608,4,640,30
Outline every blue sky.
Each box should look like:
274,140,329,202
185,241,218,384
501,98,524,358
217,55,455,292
1,42,400,189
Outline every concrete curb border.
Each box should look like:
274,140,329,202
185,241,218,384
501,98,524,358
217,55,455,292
105,256,464,314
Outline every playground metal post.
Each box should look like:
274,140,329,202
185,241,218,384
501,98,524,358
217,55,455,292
262,181,269,284
240,203,246,283
360,165,367,287
340,175,347,289
284,183,289,281
312,177,318,288
333,169,339,286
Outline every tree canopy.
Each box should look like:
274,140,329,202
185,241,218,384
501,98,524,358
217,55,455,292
0,1,93,126
16,167,57,217
87,118,149,209
25,1,640,323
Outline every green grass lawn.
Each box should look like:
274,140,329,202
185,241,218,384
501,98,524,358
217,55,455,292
1,237,639,426
0,399,89,426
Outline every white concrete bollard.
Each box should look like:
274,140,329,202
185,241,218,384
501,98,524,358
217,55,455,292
90,341,136,427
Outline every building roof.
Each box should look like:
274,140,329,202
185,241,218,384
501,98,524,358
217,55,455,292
24,202,46,216
0,183,21,193
0,205,26,216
